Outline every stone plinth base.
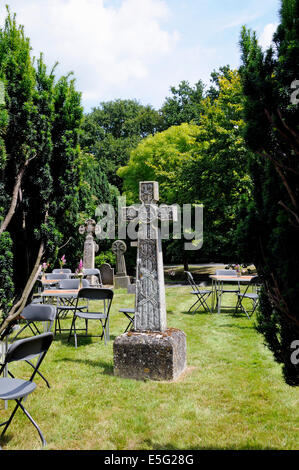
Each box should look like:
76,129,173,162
113,328,187,381
114,275,130,289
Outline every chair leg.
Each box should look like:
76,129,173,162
0,397,47,448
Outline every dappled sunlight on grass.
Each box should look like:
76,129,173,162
0,285,298,450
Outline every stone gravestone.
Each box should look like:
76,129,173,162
112,240,131,289
78,218,99,285
113,181,187,381
99,263,114,286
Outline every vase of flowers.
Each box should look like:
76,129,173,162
235,264,242,276
41,262,48,281
59,254,66,272
76,259,84,289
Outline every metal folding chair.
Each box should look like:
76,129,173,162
68,288,114,348
235,276,261,319
54,279,89,336
185,271,212,313
52,269,72,274
83,268,103,287
0,332,53,448
119,308,135,332
13,303,56,340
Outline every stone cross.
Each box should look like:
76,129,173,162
122,181,177,332
78,218,99,269
112,240,127,276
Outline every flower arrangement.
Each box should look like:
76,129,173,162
41,262,49,280
75,259,84,288
234,264,244,276
59,254,66,270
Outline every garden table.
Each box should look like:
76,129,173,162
209,275,254,314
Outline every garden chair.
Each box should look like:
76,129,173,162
13,303,56,340
0,332,53,448
52,268,72,274
83,268,103,287
45,273,70,280
214,269,240,313
68,288,114,348
9,304,56,388
54,279,89,336
119,308,135,332
235,276,261,319
184,271,212,314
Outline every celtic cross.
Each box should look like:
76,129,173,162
122,181,177,332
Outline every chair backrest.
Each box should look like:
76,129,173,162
184,271,199,292
77,287,114,301
216,269,237,276
4,332,53,366
21,303,56,322
52,268,72,274
83,268,103,286
45,273,69,280
83,268,100,276
58,279,90,290
26,279,44,306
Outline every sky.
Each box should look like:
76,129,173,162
0,0,281,113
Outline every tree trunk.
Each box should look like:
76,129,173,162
0,240,44,339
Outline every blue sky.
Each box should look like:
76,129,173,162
0,0,281,112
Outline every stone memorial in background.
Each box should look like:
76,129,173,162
79,218,99,285
99,263,114,286
113,181,187,381
112,240,131,289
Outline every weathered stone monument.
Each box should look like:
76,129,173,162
79,218,99,285
113,181,187,381
112,240,131,289
99,263,114,286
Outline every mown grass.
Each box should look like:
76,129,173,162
0,285,298,450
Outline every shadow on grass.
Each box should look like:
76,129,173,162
56,357,114,375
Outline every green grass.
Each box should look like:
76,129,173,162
0,286,298,450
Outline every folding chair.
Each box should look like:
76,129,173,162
83,268,103,287
119,308,135,332
12,303,56,340
0,332,53,448
10,304,55,388
52,269,72,274
235,276,261,319
68,288,114,348
214,269,240,313
45,273,70,280
184,271,212,313
54,279,89,336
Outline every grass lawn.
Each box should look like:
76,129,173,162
0,285,298,450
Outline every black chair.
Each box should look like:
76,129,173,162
185,271,212,313
45,273,69,280
0,332,53,448
119,308,135,332
235,276,261,319
54,279,89,336
83,268,103,287
214,269,240,313
27,280,44,305
68,288,114,348
12,303,56,341
52,269,72,274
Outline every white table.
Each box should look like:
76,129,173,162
209,275,254,314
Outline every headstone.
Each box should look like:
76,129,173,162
79,219,99,285
112,240,131,289
99,263,114,286
113,181,187,381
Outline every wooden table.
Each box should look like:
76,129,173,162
209,275,254,314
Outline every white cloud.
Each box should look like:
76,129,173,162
0,0,179,109
259,23,278,50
